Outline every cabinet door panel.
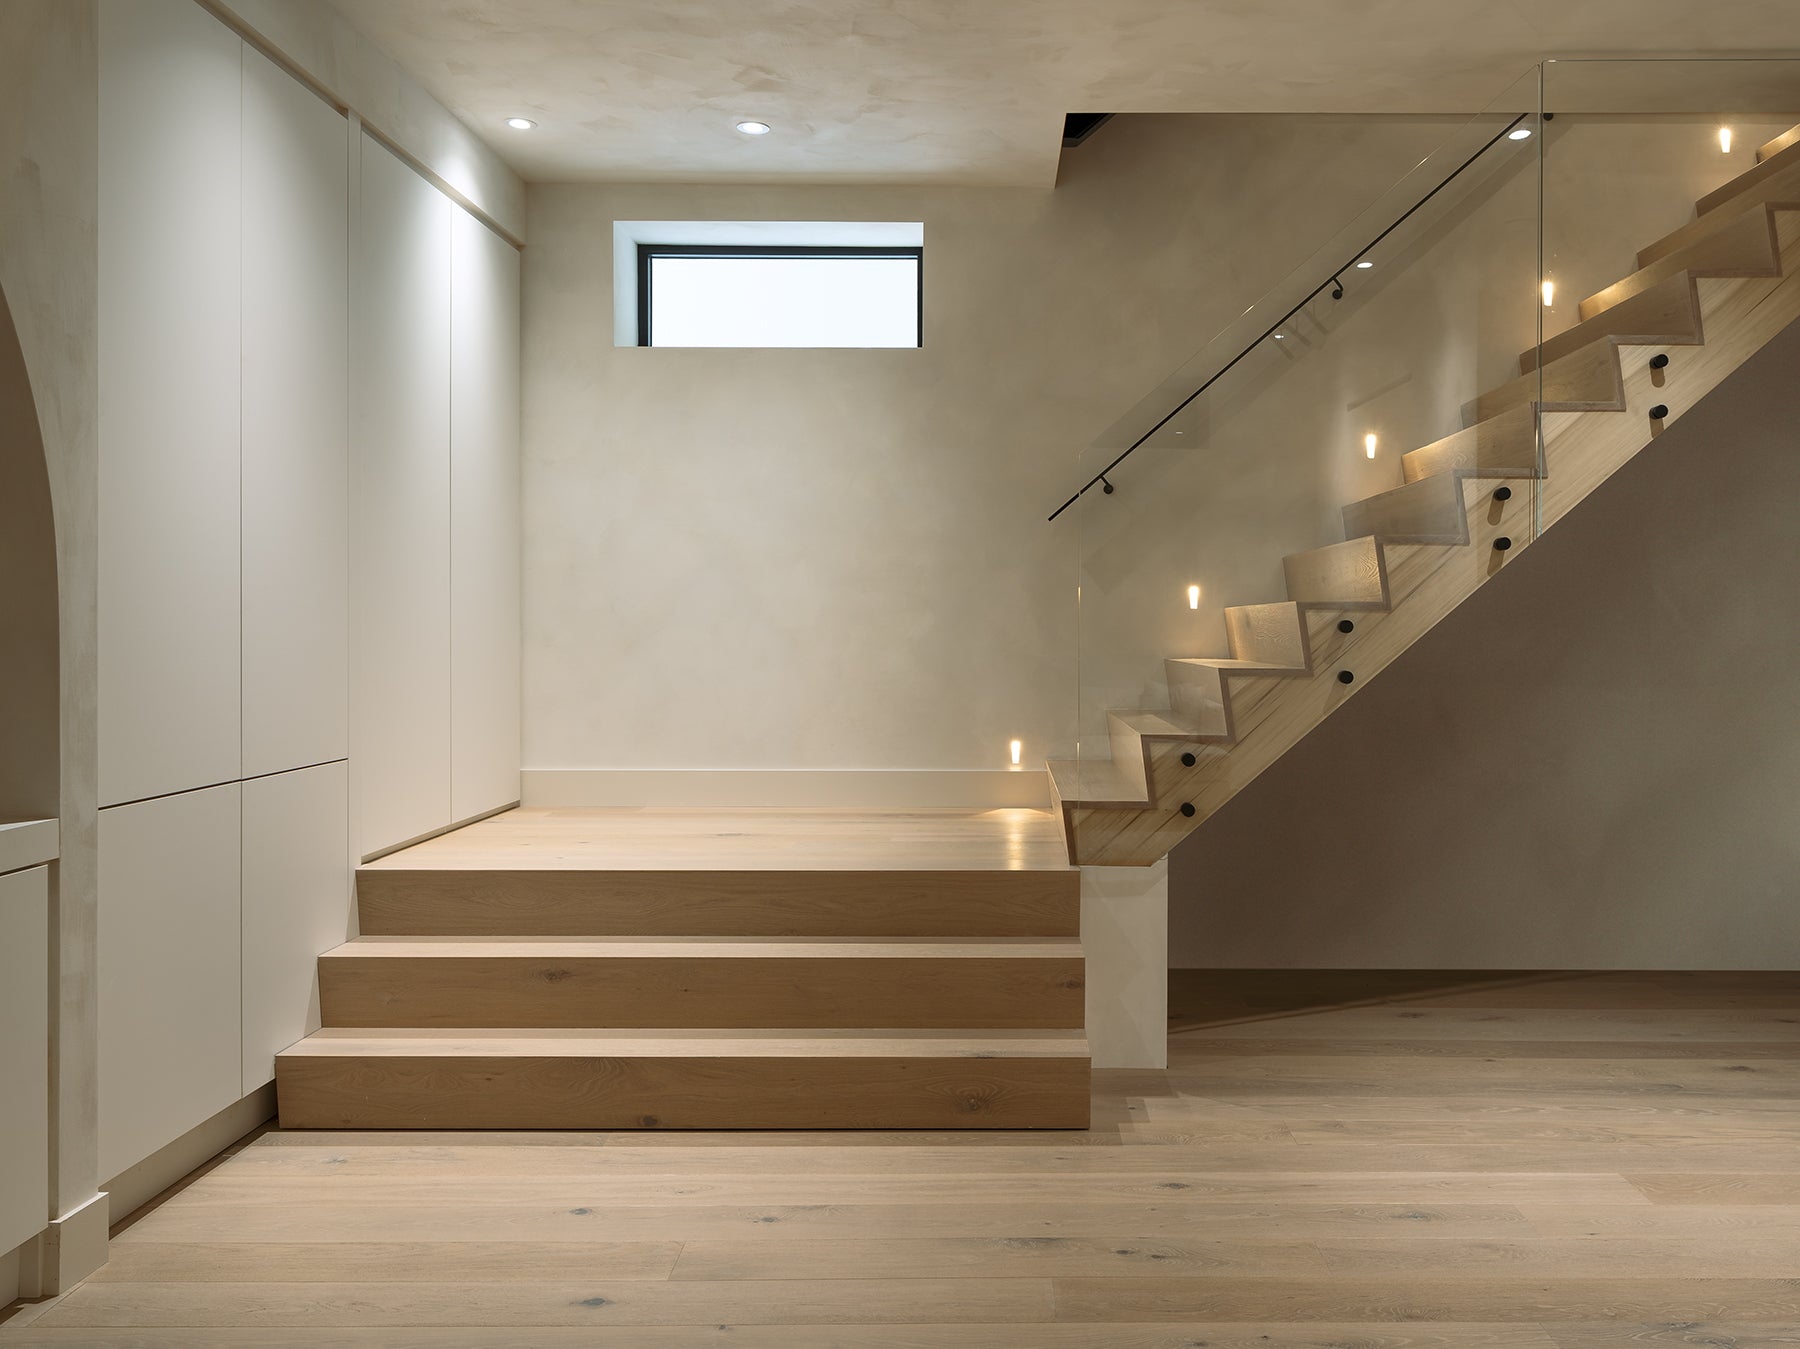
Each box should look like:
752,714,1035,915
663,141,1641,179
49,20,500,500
242,48,350,779
98,785,243,1180
242,763,350,1088
98,0,243,806
451,209,523,821
353,135,452,855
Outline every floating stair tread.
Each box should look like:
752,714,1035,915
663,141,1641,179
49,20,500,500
1342,470,1469,544
321,936,1082,960
1638,153,1800,269
1699,131,1800,215
281,1028,1091,1059
1401,405,1541,484
1523,270,1702,375
1046,757,1146,807
1171,657,1303,674
1579,204,1780,321
1110,708,1230,739
1282,536,1389,608
1464,334,1624,425
1760,125,1800,164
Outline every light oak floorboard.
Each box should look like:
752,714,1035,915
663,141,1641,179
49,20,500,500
12,971,1798,1344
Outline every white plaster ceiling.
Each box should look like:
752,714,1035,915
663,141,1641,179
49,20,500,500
327,0,1800,185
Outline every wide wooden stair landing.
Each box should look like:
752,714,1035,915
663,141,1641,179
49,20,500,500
276,807,1090,1130
1053,121,1800,866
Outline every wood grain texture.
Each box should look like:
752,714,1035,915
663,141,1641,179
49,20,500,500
314,937,1085,1029
22,973,1797,1344
356,866,1080,938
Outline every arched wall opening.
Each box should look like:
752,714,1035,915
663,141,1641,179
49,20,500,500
0,280,60,819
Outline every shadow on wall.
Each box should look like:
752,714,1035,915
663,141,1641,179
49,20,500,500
0,281,60,819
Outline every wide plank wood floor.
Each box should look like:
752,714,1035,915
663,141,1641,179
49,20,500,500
5,970,1798,1346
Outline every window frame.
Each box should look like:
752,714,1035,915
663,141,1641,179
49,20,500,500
634,243,925,349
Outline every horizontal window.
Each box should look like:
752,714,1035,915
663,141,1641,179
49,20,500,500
636,245,922,349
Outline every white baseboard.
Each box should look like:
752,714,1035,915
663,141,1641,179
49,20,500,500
40,1191,108,1295
521,769,1051,811
105,1083,277,1228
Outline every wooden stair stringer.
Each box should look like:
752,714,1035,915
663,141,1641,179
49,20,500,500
1063,210,1800,866
1579,202,1782,322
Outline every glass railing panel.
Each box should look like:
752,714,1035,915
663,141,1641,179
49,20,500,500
1064,69,1546,865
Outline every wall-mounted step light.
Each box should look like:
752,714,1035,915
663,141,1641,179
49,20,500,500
1508,126,1533,141
1355,260,1374,270
1720,126,1734,154
1541,279,1556,307
505,117,536,131
1187,584,1201,610
1364,433,1378,459
1009,739,1022,766
735,120,772,136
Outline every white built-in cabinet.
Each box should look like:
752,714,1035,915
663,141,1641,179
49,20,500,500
353,137,454,855
94,0,521,1179
355,134,523,855
242,46,350,780
0,865,49,1255
242,763,351,1087
451,208,525,822
97,786,244,1181
98,0,243,808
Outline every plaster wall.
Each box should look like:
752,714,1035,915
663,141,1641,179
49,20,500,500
521,115,1466,776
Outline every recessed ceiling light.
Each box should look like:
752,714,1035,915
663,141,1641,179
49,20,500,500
505,117,536,131
1508,126,1533,141
1355,260,1373,269
736,120,772,136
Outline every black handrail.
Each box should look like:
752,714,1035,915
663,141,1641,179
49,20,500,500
1047,111,1532,522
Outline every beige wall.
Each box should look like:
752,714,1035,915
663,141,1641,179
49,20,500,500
521,115,1467,776
1170,316,1800,969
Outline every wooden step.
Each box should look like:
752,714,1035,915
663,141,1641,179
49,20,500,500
1282,536,1390,608
1463,336,1624,425
1401,405,1541,483
1638,153,1800,269
317,936,1085,1030
1523,271,1703,375
1047,756,1146,810
276,1028,1092,1130
1699,131,1800,215
1224,600,1310,667
1760,125,1800,164
1341,469,1469,545
356,867,1079,938
1579,204,1781,321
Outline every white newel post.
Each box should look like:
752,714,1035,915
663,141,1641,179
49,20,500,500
1079,858,1168,1070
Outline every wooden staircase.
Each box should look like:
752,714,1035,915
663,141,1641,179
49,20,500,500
276,810,1091,1129
1054,122,1800,866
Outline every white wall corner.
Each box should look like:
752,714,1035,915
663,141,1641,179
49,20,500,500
42,1190,108,1293
1080,857,1168,1070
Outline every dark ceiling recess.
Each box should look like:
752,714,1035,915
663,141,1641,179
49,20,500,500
1062,113,1115,148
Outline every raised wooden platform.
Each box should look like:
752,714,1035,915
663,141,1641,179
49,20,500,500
277,808,1090,1130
